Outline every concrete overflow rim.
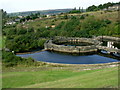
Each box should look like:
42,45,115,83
44,37,101,53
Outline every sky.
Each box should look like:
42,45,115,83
0,0,119,13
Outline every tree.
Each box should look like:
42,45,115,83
98,4,103,9
63,14,68,19
80,15,85,19
26,16,31,21
69,10,81,13
20,18,26,22
86,5,97,11
73,7,76,10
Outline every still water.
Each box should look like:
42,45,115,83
16,51,119,64
54,42,93,46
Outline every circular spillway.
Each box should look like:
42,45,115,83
44,37,101,53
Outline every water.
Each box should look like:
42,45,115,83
16,51,119,64
54,42,93,46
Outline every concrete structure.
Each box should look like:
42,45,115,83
96,36,120,53
44,36,120,54
44,37,101,53
97,46,120,53
96,36,120,42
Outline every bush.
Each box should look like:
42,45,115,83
80,15,85,19
2,51,35,67
69,10,81,13
104,19,111,24
6,34,40,52
38,39,46,49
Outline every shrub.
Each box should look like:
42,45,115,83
2,51,36,67
80,15,85,19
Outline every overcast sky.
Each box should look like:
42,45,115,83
0,0,119,13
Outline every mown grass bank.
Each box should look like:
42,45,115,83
2,66,118,88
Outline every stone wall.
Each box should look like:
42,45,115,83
44,37,101,53
96,36,120,42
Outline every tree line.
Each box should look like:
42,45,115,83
86,2,120,12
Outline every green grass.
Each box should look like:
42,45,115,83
2,66,118,88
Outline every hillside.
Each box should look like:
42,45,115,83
23,10,118,29
8,9,73,16
3,10,119,53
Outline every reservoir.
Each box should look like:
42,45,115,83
16,51,119,64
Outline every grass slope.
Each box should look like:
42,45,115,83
2,66,118,88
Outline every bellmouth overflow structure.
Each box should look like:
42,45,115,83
44,36,120,54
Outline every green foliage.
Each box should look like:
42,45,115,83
63,18,80,31
71,16,77,19
55,21,65,29
1,9,9,27
63,15,68,19
69,10,81,14
86,2,119,12
30,13,39,20
80,15,85,19
6,34,37,52
17,28,27,35
26,16,31,20
6,28,17,35
5,30,48,52
2,51,35,67
103,19,111,24
38,39,46,48
87,5,98,12
20,18,26,22
54,15,116,37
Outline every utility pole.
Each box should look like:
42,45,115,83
82,7,84,12
79,7,81,11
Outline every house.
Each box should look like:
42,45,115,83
15,18,20,22
6,21,16,25
108,5,119,11
18,16,23,18
51,25,56,28
47,15,51,18
103,4,119,11
45,25,56,29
